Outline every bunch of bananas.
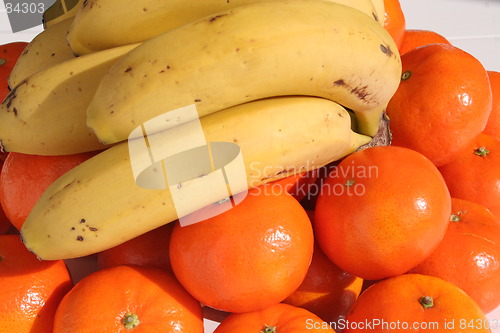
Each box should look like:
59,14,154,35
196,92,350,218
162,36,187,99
0,0,401,260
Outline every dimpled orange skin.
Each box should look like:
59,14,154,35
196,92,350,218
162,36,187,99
0,234,73,333
283,238,363,323
383,0,406,50
169,187,314,314
53,265,204,332
399,29,451,55
214,303,336,333
97,223,174,273
314,146,452,281
344,274,491,333
484,71,500,139
386,43,493,167
438,133,500,220
0,151,95,230
410,198,500,314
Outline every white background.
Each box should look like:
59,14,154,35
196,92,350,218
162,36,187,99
1,0,499,332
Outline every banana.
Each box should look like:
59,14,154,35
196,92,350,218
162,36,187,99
67,0,382,55
86,0,401,144
42,0,83,28
21,96,372,260
0,43,140,156
8,18,76,88
370,0,385,26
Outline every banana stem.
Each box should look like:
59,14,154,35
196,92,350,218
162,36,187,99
354,106,386,137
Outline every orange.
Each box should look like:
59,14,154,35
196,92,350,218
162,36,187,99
0,151,96,230
0,208,10,235
283,212,363,322
386,43,493,166
0,234,73,332
283,242,363,322
383,0,406,49
344,274,490,333
169,186,314,313
484,71,500,139
267,170,319,202
214,303,336,332
53,265,204,332
97,223,174,272
314,146,451,280
438,133,500,220
410,198,500,314
399,29,451,55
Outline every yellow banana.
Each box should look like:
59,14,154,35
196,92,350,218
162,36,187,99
86,0,401,144
21,96,372,260
42,0,83,28
370,0,385,26
0,44,140,156
67,0,382,55
8,18,76,88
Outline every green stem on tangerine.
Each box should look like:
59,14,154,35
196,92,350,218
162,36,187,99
419,296,434,309
0,59,6,66
345,179,356,187
474,147,490,157
450,214,462,222
122,313,140,330
261,324,277,333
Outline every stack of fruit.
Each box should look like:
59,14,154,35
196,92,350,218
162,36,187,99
0,0,498,332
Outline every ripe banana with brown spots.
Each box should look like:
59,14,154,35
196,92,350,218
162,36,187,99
0,43,140,155
86,0,401,144
21,96,372,260
67,0,382,55
8,17,76,88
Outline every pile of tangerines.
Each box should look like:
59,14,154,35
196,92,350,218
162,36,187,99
1,0,499,332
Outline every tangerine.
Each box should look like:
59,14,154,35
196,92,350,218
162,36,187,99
97,223,174,272
383,0,406,49
0,151,96,230
169,187,314,313
438,133,500,219
344,274,490,333
214,303,336,333
410,198,500,314
283,224,363,322
53,265,204,332
399,29,451,55
386,43,492,166
314,146,451,280
484,71,500,139
0,234,73,332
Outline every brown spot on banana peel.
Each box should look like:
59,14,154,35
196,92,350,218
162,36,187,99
3,79,27,108
380,44,393,57
208,14,229,23
351,85,370,101
333,79,374,103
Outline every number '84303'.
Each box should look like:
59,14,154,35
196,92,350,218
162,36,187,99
5,2,44,14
